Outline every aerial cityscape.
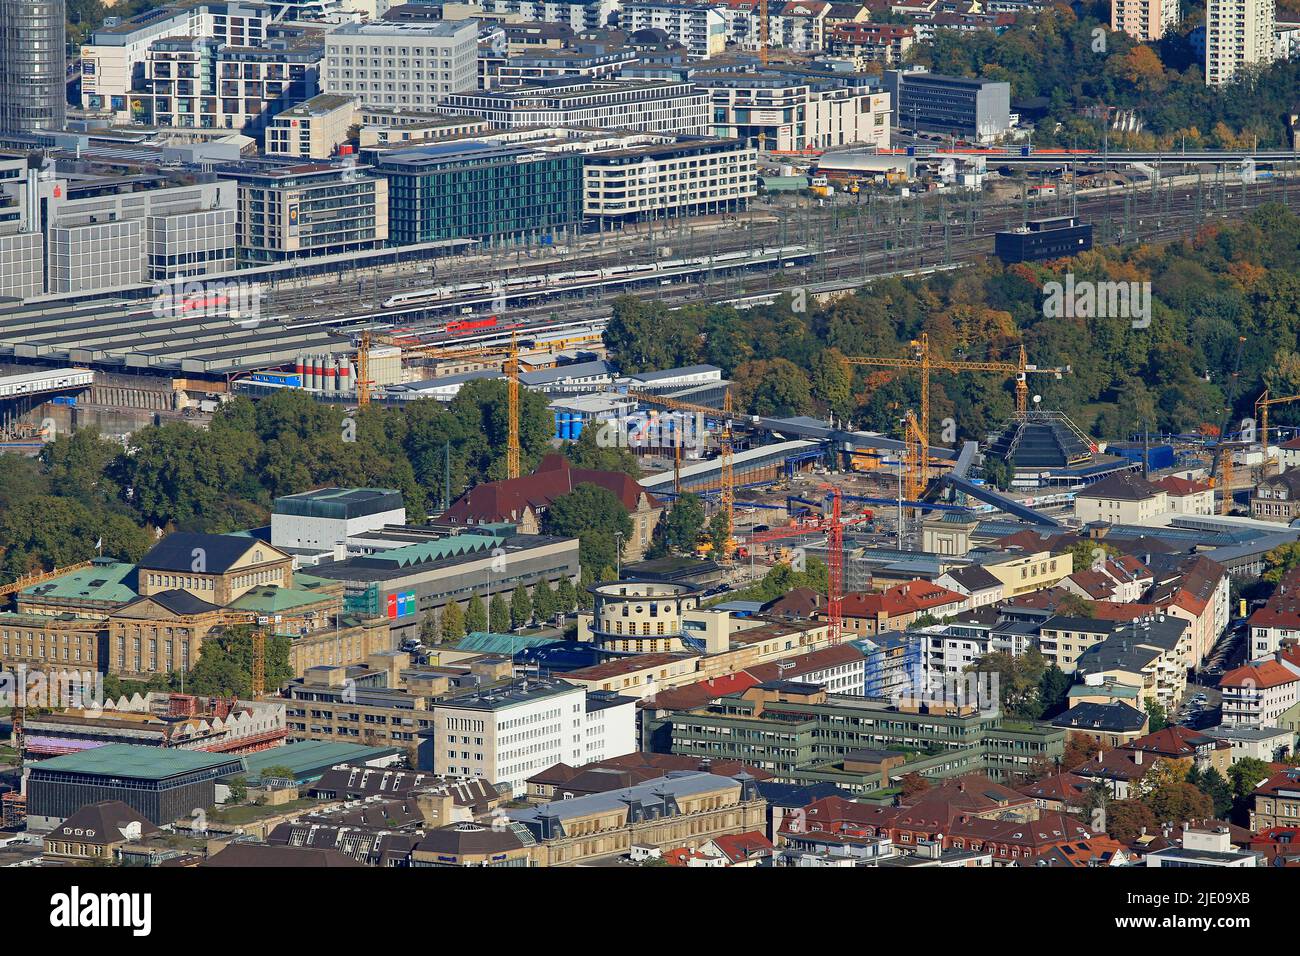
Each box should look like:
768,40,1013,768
0,0,1296,914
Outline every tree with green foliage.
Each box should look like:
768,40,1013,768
707,510,731,557
541,483,633,575
1104,799,1157,843
981,456,1013,491
464,594,487,634
441,601,465,643
489,593,510,633
1066,540,1117,575
1144,697,1168,733
1228,757,1273,800
1038,664,1072,718
1054,592,1096,618
650,493,706,556
967,646,1050,719
1145,781,1213,822
725,558,830,604
1262,542,1300,584
1188,766,1234,818
420,611,440,646
186,627,291,697
532,578,558,624
510,584,533,629
577,567,596,609
556,577,578,614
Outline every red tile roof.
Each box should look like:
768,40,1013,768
639,672,761,712
441,454,657,525
1220,659,1299,690
710,831,774,864
1153,476,1212,496
841,581,966,619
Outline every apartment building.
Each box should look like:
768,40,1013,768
1111,0,1179,42
621,1,728,58
1250,767,1300,829
426,680,637,795
1206,0,1277,86
506,771,766,866
839,581,969,637
697,70,891,151
977,549,1072,598
1219,651,1300,727
134,35,323,134
437,80,712,135
1251,469,1300,523
441,0,620,31
827,22,917,66
322,20,479,109
769,0,832,51
581,136,756,222
79,0,273,113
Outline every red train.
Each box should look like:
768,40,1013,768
445,316,524,336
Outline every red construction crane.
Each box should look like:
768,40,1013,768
825,487,844,646
741,487,862,644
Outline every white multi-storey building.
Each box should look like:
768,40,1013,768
1220,654,1300,726
323,20,479,109
80,1,273,114
1206,0,1278,86
582,137,756,221
437,80,711,135
428,680,636,796
697,71,891,151
621,1,727,58
1110,0,1179,43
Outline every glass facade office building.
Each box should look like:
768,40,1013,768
370,142,583,247
0,0,67,134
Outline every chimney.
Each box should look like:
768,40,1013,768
1133,749,1143,765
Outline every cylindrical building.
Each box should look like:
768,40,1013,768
587,581,702,654
0,0,67,135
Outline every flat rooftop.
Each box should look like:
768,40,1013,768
29,743,242,779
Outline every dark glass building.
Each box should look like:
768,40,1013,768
367,141,583,247
0,0,67,134
25,744,245,830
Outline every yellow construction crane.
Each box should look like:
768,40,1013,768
1256,389,1300,475
720,387,735,564
902,410,925,503
218,611,267,697
356,329,522,479
844,332,1069,486
1219,445,1234,515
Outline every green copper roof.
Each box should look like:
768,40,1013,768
456,631,563,655
20,559,137,604
368,533,499,569
228,586,334,613
31,743,240,779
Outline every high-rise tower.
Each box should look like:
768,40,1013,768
0,0,67,134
